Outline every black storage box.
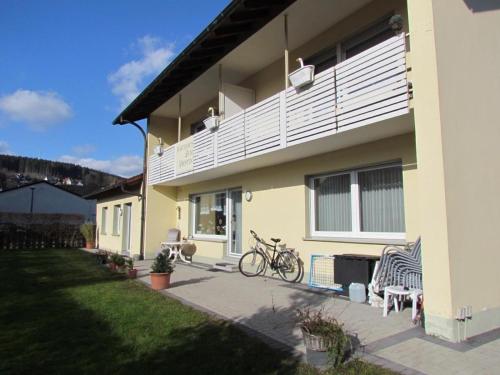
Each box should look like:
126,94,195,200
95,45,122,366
334,254,379,296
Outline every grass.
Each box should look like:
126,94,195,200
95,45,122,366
0,248,397,375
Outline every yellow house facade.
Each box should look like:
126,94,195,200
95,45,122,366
112,0,500,343
87,174,143,258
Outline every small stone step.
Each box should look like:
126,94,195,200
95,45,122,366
212,262,238,273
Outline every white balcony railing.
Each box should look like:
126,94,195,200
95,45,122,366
148,33,409,186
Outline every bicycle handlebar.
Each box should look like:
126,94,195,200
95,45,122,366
250,230,260,242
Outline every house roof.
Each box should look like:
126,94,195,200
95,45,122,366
112,0,296,125
0,181,86,199
84,174,143,200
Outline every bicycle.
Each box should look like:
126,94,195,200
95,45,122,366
238,230,302,283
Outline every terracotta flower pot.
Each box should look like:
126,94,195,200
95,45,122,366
128,269,138,279
150,273,171,290
85,241,95,249
108,262,117,271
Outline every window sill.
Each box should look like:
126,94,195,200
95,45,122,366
189,236,227,243
303,236,406,245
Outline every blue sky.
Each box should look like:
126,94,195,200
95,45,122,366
0,0,230,176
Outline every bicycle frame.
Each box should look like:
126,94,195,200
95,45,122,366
253,238,282,270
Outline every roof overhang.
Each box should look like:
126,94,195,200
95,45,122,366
84,174,143,200
113,0,297,125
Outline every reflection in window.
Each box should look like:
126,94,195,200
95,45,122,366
193,192,226,236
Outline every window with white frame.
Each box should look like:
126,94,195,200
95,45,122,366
101,207,108,234
309,163,405,240
191,191,227,238
112,205,121,235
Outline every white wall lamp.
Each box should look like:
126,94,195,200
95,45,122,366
245,190,253,202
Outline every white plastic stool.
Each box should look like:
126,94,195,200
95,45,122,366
383,286,422,320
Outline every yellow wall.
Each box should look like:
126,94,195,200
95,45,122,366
172,133,418,272
409,0,500,340
96,195,141,257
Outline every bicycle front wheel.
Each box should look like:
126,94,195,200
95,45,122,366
239,249,267,277
276,250,301,283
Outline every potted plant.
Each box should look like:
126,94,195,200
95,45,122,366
297,308,349,370
203,107,219,131
109,253,125,272
126,258,138,279
80,223,96,249
150,250,174,290
288,58,315,89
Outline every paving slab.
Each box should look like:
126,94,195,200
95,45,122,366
134,260,500,375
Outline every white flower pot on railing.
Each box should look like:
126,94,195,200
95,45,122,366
154,145,163,156
203,115,219,131
288,58,315,89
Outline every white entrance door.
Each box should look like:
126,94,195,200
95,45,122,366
228,189,242,256
121,203,132,254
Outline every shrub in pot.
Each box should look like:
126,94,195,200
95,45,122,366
150,250,174,290
297,308,349,370
109,253,125,272
80,223,96,249
126,258,138,279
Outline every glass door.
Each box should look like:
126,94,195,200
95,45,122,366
121,203,132,254
228,189,242,256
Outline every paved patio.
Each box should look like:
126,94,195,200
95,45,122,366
134,260,500,375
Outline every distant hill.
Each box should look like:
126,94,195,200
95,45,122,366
0,154,123,196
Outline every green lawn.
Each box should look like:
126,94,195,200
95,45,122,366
0,249,396,375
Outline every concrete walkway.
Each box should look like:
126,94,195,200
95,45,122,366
134,260,500,375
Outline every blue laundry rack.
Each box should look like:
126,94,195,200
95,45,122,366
308,255,343,291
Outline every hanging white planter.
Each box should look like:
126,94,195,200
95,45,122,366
154,145,163,156
203,115,219,131
203,107,219,131
288,58,315,89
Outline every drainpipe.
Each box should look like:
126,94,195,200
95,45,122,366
115,118,147,260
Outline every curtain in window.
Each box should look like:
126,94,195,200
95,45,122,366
359,166,405,233
314,174,351,232
194,192,226,235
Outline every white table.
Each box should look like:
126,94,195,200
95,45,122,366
383,286,422,320
160,241,191,264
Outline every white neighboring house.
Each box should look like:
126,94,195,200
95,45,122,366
0,181,96,222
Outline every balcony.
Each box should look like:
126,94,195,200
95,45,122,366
148,33,410,186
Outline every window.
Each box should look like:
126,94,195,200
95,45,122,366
112,205,121,235
101,207,108,234
191,191,227,238
190,120,206,135
310,164,405,240
342,16,393,59
304,48,337,75
303,15,393,73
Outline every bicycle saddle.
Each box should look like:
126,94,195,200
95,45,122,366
270,238,281,243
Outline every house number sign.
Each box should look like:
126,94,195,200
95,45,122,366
175,137,194,174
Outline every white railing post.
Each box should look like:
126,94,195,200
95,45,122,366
279,91,287,148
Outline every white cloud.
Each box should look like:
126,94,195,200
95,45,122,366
0,140,13,155
0,89,72,131
72,144,96,156
59,154,143,177
108,35,175,109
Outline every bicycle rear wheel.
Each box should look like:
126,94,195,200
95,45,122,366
239,249,267,277
276,250,301,283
